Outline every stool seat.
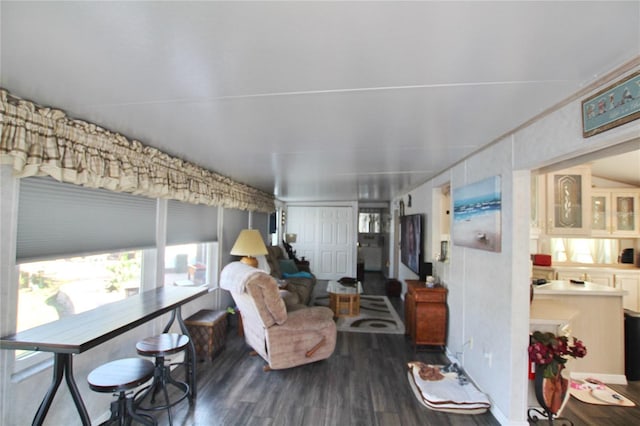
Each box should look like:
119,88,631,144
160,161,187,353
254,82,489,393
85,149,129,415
135,333,192,426
136,333,189,357
88,358,155,392
88,358,157,426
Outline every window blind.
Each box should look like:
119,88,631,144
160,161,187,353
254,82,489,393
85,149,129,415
17,177,157,263
166,200,218,245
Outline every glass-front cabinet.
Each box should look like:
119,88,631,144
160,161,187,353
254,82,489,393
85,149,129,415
612,191,639,235
591,189,611,236
546,166,591,235
590,189,639,236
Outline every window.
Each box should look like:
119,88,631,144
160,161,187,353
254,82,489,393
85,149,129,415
164,242,218,287
550,238,619,264
16,250,143,359
359,211,381,233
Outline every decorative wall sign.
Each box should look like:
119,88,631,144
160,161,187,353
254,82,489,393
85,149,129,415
452,176,502,252
582,71,640,138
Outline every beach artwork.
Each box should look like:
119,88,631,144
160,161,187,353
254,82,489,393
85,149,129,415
452,176,502,252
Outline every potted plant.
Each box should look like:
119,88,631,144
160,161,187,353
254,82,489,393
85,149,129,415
528,331,587,420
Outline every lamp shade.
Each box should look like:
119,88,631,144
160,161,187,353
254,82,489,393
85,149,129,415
230,229,268,267
285,233,297,243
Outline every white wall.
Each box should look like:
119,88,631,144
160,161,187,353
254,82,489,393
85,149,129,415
394,65,640,425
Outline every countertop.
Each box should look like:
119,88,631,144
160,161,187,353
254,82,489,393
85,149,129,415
532,263,639,271
533,280,627,297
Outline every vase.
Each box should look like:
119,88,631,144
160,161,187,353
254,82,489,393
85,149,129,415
534,365,570,416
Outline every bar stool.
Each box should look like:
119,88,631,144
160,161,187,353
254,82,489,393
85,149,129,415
87,357,157,426
135,333,191,426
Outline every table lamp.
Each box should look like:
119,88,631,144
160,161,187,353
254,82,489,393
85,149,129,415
230,229,268,268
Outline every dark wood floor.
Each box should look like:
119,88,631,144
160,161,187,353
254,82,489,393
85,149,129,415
154,273,639,426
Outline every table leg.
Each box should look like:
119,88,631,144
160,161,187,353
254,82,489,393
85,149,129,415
176,307,197,400
32,353,90,426
162,307,197,400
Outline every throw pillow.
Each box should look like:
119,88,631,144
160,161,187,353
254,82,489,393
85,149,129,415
282,271,313,279
278,259,299,275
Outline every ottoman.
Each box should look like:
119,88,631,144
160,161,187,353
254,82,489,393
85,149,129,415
184,309,227,361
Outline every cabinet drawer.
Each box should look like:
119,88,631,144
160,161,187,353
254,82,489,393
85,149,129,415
413,290,447,303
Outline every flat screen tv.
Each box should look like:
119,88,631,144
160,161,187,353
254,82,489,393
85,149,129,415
400,213,423,275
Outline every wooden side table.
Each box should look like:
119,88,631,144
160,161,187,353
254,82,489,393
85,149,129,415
405,280,448,349
327,281,363,318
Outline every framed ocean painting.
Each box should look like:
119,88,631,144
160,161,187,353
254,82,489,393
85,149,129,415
452,176,502,252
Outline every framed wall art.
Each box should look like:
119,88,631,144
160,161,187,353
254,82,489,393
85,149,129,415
582,71,640,138
452,175,502,252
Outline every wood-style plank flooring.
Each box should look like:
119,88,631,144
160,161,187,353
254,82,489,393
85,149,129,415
155,273,639,425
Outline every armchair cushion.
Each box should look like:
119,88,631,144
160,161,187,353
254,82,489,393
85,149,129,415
265,245,316,305
278,259,299,274
245,275,287,327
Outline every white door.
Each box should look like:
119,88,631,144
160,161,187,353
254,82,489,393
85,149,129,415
287,206,354,280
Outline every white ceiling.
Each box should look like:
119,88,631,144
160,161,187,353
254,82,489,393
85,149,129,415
2,1,639,202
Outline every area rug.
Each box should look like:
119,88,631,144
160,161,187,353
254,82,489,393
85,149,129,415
314,294,405,334
407,362,491,414
569,379,636,407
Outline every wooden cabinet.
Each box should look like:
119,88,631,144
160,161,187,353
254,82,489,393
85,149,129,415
591,189,640,236
546,166,591,235
404,280,448,347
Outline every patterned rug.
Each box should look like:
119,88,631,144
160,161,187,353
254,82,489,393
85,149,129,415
314,294,405,334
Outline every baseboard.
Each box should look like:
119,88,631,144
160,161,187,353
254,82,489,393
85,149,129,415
570,371,628,385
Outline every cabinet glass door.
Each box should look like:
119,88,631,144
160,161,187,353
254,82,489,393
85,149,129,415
546,166,591,235
591,190,610,236
612,192,639,235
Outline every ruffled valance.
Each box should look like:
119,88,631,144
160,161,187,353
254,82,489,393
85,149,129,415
0,89,275,213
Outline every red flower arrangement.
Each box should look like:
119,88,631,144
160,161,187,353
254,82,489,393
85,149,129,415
528,331,587,378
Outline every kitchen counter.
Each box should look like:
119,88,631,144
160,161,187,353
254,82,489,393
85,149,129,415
535,263,639,270
533,280,626,382
530,299,578,328
534,280,627,297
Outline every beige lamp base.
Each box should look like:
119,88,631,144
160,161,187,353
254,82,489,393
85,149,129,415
240,256,258,268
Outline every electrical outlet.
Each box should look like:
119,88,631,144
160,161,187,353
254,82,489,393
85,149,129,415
484,351,492,367
465,337,473,350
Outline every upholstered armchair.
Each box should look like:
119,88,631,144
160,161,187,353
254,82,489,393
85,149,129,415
220,262,336,370
264,245,316,305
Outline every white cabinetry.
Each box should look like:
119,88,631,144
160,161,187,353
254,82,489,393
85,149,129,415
585,270,615,287
532,266,555,281
556,268,587,282
591,189,640,237
546,167,591,235
615,272,640,311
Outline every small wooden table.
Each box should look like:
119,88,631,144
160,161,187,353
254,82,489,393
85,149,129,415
0,286,207,426
327,280,363,317
404,280,448,350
